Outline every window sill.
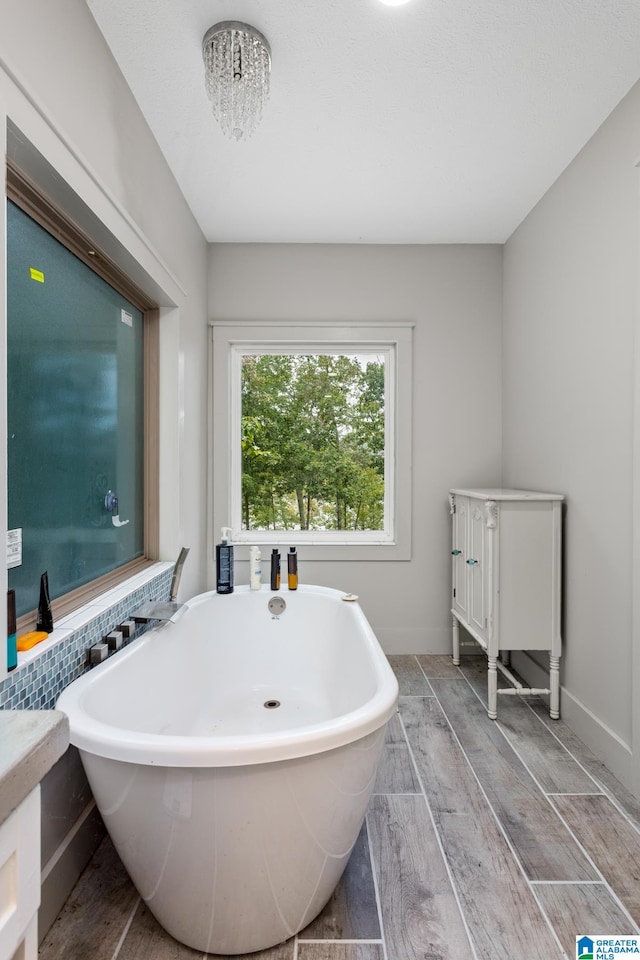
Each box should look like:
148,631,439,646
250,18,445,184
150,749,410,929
231,541,411,562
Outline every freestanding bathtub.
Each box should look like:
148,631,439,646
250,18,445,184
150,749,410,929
56,584,398,954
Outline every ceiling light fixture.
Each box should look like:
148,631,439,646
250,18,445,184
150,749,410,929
378,0,412,5
202,20,271,141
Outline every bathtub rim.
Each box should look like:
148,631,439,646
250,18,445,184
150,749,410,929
56,584,399,768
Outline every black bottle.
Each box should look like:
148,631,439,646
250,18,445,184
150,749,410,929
36,571,53,633
287,547,298,590
215,528,234,594
270,549,281,590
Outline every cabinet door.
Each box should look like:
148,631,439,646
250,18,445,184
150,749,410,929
0,786,40,960
451,496,468,618
468,501,489,640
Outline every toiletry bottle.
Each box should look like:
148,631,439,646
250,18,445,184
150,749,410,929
249,546,262,590
7,589,17,672
36,571,53,633
216,527,234,594
287,546,298,590
270,549,281,590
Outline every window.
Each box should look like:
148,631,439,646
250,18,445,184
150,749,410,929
241,351,387,534
211,322,412,560
6,163,159,627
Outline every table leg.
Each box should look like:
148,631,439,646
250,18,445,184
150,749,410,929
549,654,560,719
452,616,460,665
487,656,498,720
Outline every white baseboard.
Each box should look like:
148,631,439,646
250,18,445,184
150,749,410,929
510,651,633,789
39,801,106,943
375,626,452,655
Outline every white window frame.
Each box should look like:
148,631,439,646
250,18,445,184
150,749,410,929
210,322,413,561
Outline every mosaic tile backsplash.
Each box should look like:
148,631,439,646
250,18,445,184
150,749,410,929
0,566,174,711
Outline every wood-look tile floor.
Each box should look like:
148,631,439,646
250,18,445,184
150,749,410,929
40,655,640,960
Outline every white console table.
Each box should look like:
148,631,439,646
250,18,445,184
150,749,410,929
449,488,564,720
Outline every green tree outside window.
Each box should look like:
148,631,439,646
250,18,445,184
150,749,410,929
241,354,385,532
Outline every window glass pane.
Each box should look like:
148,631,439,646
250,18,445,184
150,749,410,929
7,200,144,617
241,353,385,532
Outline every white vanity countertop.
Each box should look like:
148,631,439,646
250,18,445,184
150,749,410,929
0,711,69,823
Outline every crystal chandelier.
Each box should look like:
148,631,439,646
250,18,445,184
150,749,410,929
202,21,271,141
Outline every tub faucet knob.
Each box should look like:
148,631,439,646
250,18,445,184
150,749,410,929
105,630,123,651
88,642,108,665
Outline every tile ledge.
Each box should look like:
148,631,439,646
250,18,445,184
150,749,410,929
14,562,173,672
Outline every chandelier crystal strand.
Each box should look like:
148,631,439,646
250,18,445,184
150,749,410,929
202,22,271,141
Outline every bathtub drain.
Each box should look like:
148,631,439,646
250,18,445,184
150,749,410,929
264,700,281,709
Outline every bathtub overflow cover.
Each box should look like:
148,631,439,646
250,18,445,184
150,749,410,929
264,699,281,709
268,596,286,617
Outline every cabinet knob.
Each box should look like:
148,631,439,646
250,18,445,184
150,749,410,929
451,549,462,556
466,558,479,566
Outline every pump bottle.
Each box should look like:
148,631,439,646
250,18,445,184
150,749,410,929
270,549,281,590
287,547,298,590
216,527,234,594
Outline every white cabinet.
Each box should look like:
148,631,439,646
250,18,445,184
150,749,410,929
0,787,40,960
449,488,564,720
0,711,69,960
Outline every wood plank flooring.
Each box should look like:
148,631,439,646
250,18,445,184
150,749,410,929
39,656,640,960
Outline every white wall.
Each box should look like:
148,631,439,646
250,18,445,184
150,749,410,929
0,0,210,606
503,79,640,787
0,0,210,926
209,243,503,652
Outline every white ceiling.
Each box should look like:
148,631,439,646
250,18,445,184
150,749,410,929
85,0,640,244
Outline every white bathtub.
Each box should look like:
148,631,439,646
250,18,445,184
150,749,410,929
56,584,398,954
